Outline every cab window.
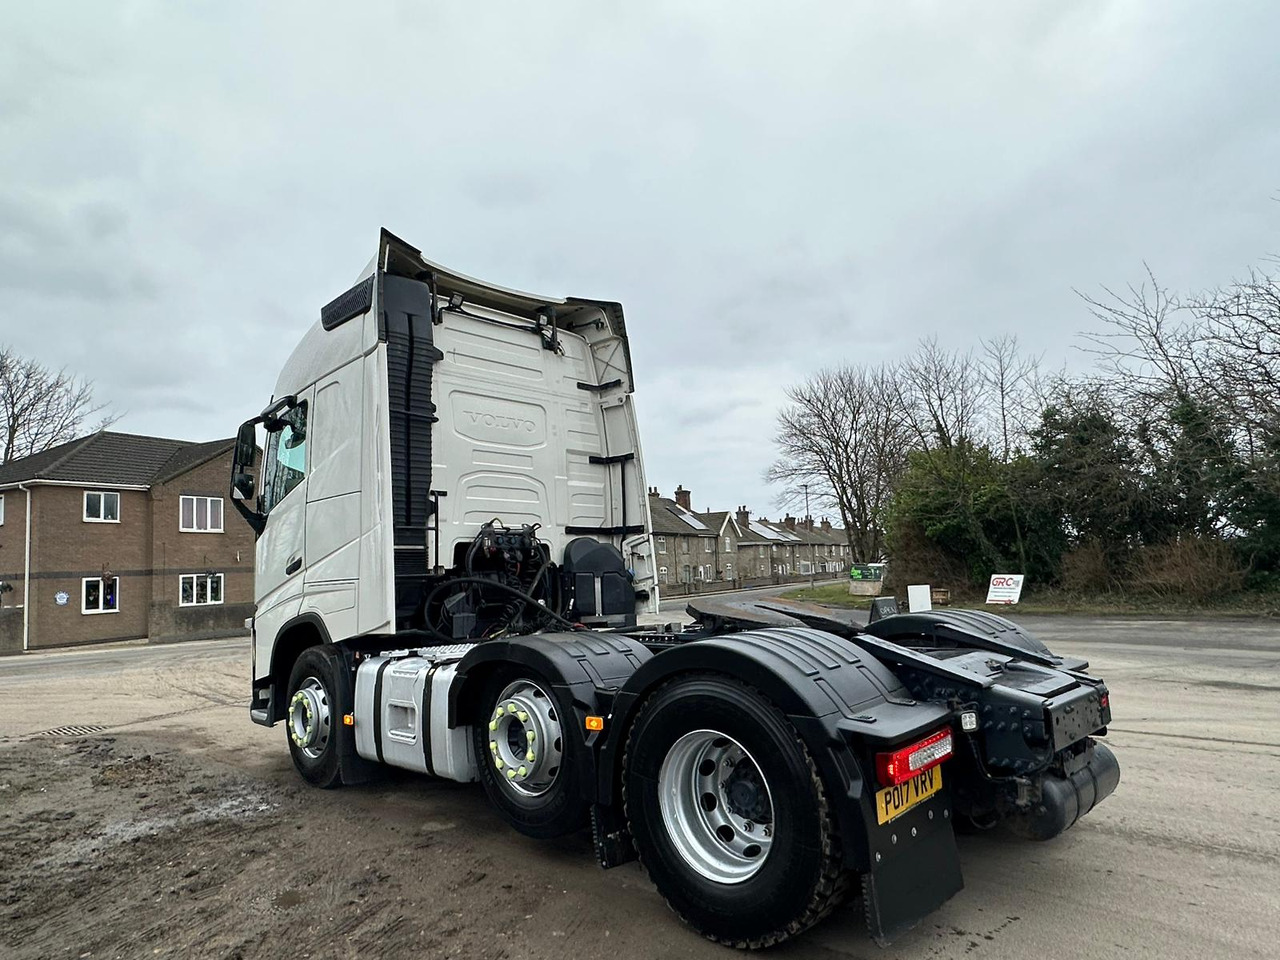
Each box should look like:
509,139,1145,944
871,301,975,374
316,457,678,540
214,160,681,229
261,403,308,515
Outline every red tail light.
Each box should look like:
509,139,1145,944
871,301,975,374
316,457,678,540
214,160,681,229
876,729,953,786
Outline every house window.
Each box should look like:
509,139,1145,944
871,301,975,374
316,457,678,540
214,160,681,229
656,536,667,554
180,496,224,533
180,573,224,606
703,539,713,553
723,536,731,551
725,562,733,579
82,577,119,614
84,491,120,523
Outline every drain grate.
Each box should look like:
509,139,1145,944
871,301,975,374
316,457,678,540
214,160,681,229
36,724,109,738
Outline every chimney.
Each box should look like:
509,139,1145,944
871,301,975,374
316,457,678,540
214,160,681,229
783,514,797,531
820,518,832,533
736,505,750,526
648,486,659,497
804,515,814,532
675,485,692,511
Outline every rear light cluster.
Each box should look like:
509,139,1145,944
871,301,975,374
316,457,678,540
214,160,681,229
876,729,953,786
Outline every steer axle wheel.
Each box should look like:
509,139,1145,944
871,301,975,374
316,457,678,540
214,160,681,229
624,675,851,949
472,673,587,838
285,647,344,788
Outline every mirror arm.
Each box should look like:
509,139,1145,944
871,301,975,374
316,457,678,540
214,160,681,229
231,497,265,538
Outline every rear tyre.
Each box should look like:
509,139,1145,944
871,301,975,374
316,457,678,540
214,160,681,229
285,646,343,788
623,675,851,949
472,671,588,839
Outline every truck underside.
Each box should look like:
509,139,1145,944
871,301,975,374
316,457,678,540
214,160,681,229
233,232,1120,948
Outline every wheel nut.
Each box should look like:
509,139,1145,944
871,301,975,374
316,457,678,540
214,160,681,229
517,766,527,776
489,720,498,731
526,731,535,742
526,750,535,763
507,704,517,714
516,711,529,723
743,821,754,833
507,769,516,779
494,756,504,769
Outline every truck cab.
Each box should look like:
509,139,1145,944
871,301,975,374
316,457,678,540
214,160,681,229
232,230,654,724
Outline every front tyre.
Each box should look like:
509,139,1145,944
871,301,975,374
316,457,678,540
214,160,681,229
624,675,851,949
285,646,343,788
472,673,589,839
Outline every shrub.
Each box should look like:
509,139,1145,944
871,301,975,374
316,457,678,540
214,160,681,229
1060,541,1113,595
1127,538,1248,601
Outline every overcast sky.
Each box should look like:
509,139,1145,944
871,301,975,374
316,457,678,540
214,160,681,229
3,1,1278,516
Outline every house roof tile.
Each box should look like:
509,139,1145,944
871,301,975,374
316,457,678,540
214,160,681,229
0,431,234,487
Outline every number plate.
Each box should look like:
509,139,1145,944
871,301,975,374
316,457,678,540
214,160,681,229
875,766,942,825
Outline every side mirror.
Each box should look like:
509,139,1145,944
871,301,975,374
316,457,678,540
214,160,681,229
235,421,258,469
231,472,256,502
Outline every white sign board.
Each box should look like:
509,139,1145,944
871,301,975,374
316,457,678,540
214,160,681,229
986,574,1025,604
906,584,932,612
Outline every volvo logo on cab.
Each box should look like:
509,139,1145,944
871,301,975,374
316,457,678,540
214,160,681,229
463,410,536,432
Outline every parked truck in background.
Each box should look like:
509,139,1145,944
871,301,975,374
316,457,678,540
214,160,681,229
231,230,1120,948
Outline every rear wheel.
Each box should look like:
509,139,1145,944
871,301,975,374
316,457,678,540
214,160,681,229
285,646,343,788
624,675,851,948
472,672,588,839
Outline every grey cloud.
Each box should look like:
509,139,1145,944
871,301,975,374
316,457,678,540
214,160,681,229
2,0,1279,513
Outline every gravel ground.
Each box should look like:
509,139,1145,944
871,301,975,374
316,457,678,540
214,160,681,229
1,611,1277,959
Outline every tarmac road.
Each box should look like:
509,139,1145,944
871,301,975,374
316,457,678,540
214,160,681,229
1,602,1277,959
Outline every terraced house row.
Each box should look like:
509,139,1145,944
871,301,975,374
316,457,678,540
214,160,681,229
647,485,852,588
0,431,255,653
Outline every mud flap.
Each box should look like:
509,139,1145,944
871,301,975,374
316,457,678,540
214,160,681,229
862,801,963,945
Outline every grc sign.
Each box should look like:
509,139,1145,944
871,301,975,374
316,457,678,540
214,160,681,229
986,574,1025,605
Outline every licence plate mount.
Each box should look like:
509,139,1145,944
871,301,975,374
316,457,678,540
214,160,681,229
875,766,943,825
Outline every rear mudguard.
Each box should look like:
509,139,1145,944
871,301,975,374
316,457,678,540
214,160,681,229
600,626,964,943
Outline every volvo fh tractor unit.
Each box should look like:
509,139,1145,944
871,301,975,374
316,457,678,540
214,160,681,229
231,230,1120,948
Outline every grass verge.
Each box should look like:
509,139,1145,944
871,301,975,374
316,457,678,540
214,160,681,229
780,582,1280,618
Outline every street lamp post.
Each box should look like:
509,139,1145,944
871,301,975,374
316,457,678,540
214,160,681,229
802,483,815,591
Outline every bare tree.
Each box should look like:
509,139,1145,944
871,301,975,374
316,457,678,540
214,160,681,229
766,365,910,562
1077,265,1203,405
980,334,1042,461
893,337,988,456
0,346,113,463
1192,266,1280,441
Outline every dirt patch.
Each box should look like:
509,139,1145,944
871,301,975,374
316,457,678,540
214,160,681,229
0,735,684,960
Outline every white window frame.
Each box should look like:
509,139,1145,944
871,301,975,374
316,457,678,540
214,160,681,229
82,576,120,614
703,538,713,553
0,493,4,525
656,536,666,554
83,491,121,523
180,573,225,607
723,536,731,551
180,495,225,533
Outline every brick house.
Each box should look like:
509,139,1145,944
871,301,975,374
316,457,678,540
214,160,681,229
0,431,255,653
648,485,717,586
648,485,854,589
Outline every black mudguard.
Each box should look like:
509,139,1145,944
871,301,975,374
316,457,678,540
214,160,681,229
601,626,965,941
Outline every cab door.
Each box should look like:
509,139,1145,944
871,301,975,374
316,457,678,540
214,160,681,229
253,390,312,667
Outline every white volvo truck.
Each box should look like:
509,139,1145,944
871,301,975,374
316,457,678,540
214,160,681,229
233,230,1119,948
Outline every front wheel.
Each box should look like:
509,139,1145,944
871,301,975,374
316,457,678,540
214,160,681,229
623,675,851,948
285,646,343,788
